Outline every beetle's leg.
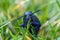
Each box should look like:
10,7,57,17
20,23,26,27
34,25,40,35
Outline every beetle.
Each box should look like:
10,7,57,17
20,11,41,35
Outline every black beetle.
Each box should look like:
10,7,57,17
20,11,41,35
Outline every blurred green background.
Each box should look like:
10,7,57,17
0,0,60,40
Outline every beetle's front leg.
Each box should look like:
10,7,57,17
20,23,26,27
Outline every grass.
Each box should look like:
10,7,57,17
0,0,60,40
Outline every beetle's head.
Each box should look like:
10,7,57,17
24,11,33,19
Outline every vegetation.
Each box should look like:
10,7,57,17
0,0,60,40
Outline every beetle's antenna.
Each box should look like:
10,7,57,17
33,10,40,13
13,16,24,21
11,9,40,21
0,10,40,27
